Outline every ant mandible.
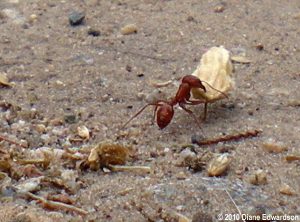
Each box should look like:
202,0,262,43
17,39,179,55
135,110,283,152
122,75,214,130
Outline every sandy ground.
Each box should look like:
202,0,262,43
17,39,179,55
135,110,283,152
0,0,300,221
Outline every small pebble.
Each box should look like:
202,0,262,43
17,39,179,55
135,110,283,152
52,127,65,137
176,172,188,180
248,169,267,185
29,14,37,22
35,124,46,133
125,65,132,72
49,118,64,126
77,125,90,139
255,43,264,51
214,5,225,13
207,154,231,177
69,11,85,26
187,15,195,22
180,148,196,160
279,184,295,196
262,142,287,153
40,134,51,144
121,24,137,35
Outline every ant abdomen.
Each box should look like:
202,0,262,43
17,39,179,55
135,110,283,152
156,104,174,129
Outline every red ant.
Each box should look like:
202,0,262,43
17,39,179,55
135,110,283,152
122,75,226,129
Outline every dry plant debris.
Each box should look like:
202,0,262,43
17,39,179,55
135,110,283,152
181,151,214,172
0,137,151,216
25,192,88,215
88,142,129,170
231,55,252,64
87,142,151,173
285,154,300,162
191,46,234,102
148,79,173,88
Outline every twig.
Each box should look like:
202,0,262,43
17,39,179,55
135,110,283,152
25,192,88,215
225,189,246,222
148,80,173,88
193,129,262,146
0,134,27,148
108,165,152,174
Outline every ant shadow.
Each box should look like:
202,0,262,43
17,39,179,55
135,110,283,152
174,99,241,133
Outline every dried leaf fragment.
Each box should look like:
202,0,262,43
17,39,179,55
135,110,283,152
77,125,90,140
231,56,251,64
88,142,129,170
207,154,231,176
191,46,234,102
0,72,13,87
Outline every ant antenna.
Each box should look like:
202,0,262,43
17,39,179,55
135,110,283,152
200,80,229,99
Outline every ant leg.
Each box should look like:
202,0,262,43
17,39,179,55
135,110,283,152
121,101,168,129
179,103,203,132
185,99,208,121
203,102,208,121
152,105,158,125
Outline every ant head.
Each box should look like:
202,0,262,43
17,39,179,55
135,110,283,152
182,75,206,92
156,103,174,129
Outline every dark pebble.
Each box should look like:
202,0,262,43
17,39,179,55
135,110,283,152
126,65,132,72
191,134,204,144
192,211,213,222
1,186,16,197
88,28,101,36
69,11,85,26
187,15,195,22
256,43,264,51
64,113,77,124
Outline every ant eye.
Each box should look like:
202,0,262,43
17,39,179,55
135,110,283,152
191,46,234,102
